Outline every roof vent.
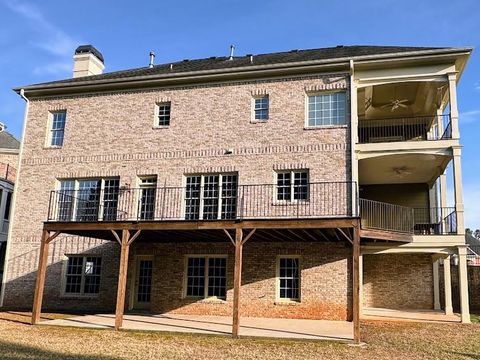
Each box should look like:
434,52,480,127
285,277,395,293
336,45,344,48
289,49,299,53
229,44,235,60
182,59,189,62
148,51,155,68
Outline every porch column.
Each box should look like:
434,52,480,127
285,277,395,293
443,255,453,315
447,72,460,139
352,224,361,344
452,146,465,235
31,229,60,325
458,246,471,323
115,229,131,330
359,254,363,316
232,228,243,338
432,259,441,310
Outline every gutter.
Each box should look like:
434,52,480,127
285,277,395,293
0,89,28,307
13,47,473,96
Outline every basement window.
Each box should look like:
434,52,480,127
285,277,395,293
64,256,102,295
185,256,227,299
277,257,300,301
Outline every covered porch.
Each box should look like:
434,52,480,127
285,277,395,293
31,217,362,343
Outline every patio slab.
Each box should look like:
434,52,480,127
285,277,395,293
362,307,461,323
43,313,354,341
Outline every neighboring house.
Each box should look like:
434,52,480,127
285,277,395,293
466,233,480,266
0,124,20,287
0,45,473,343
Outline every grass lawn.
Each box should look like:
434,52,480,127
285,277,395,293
0,312,479,359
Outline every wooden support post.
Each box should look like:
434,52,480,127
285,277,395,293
114,229,130,330
232,228,243,338
352,224,361,344
31,229,50,325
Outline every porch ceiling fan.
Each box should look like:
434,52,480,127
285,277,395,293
381,99,409,112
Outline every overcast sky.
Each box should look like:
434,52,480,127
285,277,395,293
0,0,479,227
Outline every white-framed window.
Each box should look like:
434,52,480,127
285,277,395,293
155,102,171,127
184,173,238,220
138,176,157,220
47,110,67,147
184,255,227,299
64,255,102,295
275,170,309,202
56,178,120,221
253,95,269,121
277,256,300,302
307,91,346,127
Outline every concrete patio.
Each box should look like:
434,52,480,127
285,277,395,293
362,307,461,323
43,313,354,341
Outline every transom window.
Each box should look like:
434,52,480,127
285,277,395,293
276,170,309,201
184,173,238,220
49,111,67,146
65,256,102,295
156,102,171,127
277,257,300,301
253,95,269,120
307,92,346,126
185,256,227,299
57,178,120,221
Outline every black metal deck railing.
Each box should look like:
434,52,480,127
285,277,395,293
359,198,457,235
358,114,452,144
47,181,356,222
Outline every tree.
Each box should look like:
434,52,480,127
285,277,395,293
475,229,480,240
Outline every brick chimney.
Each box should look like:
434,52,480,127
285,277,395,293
73,45,105,78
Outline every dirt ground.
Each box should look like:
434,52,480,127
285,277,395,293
0,312,478,359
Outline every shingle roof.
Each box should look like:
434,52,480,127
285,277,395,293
0,131,20,150
20,45,468,90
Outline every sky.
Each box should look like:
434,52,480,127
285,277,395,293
0,0,479,227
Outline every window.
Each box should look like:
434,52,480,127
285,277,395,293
65,256,102,295
277,257,300,301
156,103,171,127
184,173,237,220
253,96,269,120
57,178,120,221
185,256,227,299
49,111,67,146
276,170,309,201
138,176,157,220
3,191,12,221
307,92,346,127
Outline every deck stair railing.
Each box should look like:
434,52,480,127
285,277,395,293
359,198,414,234
359,198,458,235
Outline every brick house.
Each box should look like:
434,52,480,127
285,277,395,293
0,45,473,343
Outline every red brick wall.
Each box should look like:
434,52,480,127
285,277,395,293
131,241,352,320
363,253,433,309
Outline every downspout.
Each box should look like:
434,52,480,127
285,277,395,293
0,89,29,307
349,60,359,218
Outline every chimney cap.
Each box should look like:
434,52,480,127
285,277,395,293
75,45,104,63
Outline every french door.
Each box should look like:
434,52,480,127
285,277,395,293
184,174,238,220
